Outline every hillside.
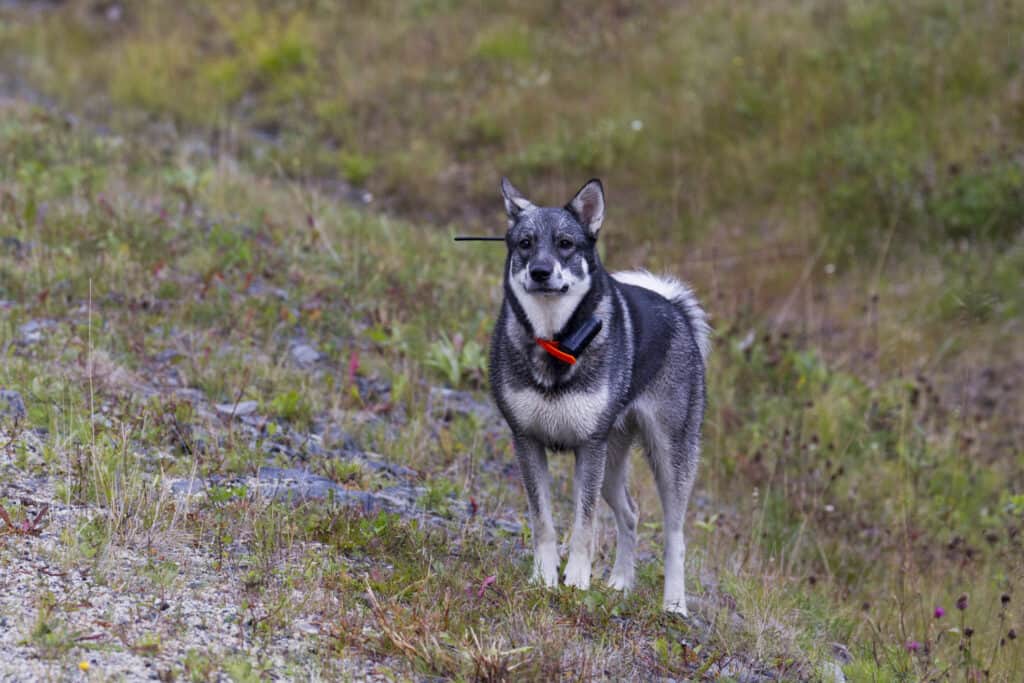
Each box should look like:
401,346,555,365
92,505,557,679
1,2,1022,680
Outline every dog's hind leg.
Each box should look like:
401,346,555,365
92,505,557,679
564,438,609,591
643,411,699,616
514,435,559,588
602,427,638,592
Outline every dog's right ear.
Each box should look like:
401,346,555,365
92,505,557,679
501,177,534,225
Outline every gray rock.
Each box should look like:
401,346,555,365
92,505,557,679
372,484,421,510
361,457,417,480
155,349,182,363
289,343,323,368
246,279,289,300
314,423,361,452
487,518,523,534
0,390,26,420
17,320,47,345
429,386,496,421
174,388,207,403
215,400,259,417
255,467,348,502
170,478,208,496
715,660,778,682
168,468,396,511
2,236,30,258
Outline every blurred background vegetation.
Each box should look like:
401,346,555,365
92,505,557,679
5,1,1022,254
1,0,1022,680
6,0,1022,344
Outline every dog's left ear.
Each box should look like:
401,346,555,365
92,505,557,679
567,179,605,238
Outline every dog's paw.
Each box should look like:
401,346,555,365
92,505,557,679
563,554,591,590
532,564,559,588
662,596,689,617
606,569,635,592
531,548,560,588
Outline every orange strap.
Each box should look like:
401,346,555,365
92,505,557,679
536,338,577,365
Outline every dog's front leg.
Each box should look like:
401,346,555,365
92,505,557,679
514,435,559,587
563,438,608,590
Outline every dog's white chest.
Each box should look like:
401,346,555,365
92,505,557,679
503,385,609,445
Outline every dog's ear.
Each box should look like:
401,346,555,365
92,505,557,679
501,177,534,224
566,179,605,238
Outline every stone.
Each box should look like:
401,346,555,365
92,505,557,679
0,390,26,420
17,320,47,345
289,343,323,368
215,401,259,417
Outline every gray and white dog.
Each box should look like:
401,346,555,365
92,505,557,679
488,177,710,615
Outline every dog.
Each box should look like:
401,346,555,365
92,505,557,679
488,177,710,615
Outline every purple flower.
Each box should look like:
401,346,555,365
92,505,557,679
905,640,922,652
934,606,946,619
956,593,968,610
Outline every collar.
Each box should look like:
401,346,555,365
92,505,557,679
535,317,603,365
536,338,577,364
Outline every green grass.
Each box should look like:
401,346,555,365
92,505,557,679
4,1,1022,264
1,2,1022,679
1,88,1020,681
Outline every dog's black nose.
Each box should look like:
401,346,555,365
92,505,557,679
530,263,552,282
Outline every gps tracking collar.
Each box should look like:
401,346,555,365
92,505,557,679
535,317,603,365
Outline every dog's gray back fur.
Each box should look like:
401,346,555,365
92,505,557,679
488,177,709,615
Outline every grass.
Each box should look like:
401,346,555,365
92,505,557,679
0,1,1022,680
4,1,1023,263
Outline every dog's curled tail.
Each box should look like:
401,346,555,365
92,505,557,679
611,269,711,363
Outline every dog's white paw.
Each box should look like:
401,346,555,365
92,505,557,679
663,596,689,617
531,546,560,588
606,569,634,592
563,554,591,590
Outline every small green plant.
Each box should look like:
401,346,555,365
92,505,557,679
73,516,109,560
270,389,311,425
25,592,78,659
131,631,163,655
425,332,486,388
183,649,218,682
141,559,180,601
654,635,699,677
339,151,376,185
419,477,459,517
224,655,266,682
319,459,366,487
930,159,1024,241
207,484,248,507
473,22,533,62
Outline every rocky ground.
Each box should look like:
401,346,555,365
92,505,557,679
0,339,845,681
0,330,522,681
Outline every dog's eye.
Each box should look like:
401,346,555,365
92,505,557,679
558,239,574,250
518,238,532,250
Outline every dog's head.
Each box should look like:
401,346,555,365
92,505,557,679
500,177,604,301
